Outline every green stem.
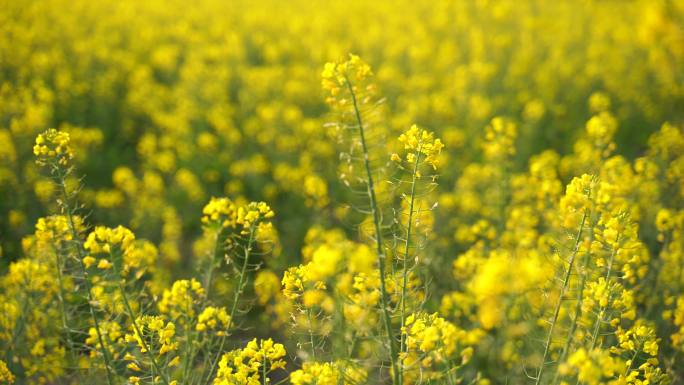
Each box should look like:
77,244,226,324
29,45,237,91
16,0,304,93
57,168,116,385
344,75,399,385
624,348,640,376
191,333,216,385
204,229,223,300
307,309,317,360
553,221,595,384
588,233,620,353
262,355,267,385
202,226,256,383
6,292,30,369
119,281,170,385
446,360,456,385
53,247,80,372
182,313,198,383
398,145,422,385
535,210,587,385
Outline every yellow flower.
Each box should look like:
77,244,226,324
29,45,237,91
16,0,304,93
82,256,96,268
196,306,231,334
290,361,367,385
33,129,74,167
201,197,237,229
321,54,377,109
396,124,445,170
158,279,205,320
97,259,112,269
214,338,286,385
0,360,14,384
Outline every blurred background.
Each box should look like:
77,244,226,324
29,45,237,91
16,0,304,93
1,0,683,272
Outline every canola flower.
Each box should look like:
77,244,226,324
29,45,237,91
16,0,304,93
33,128,74,167
400,312,480,384
290,361,367,385
0,3,683,382
196,306,231,335
4,61,682,384
158,278,206,320
213,338,287,385
0,360,14,384
392,124,445,171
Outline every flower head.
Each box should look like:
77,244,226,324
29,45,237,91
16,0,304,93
393,124,444,170
33,129,74,167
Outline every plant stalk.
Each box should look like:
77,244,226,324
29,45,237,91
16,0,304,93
345,75,400,385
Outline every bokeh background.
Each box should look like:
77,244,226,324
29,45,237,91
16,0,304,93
1,0,683,273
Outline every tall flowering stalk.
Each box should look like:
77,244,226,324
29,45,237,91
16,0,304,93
32,215,84,375
391,124,443,385
212,338,287,385
83,225,172,385
553,211,597,385
534,175,594,385
322,55,400,384
33,129,117,385
200,197,238,299
200,200,275,384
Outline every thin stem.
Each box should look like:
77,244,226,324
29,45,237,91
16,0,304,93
262,356,267,385
202,226,256,383
191,333,217,385
553,221,595,384
204,229,223,300
119,281,170,385
182,311,198,383
574,234,621,385
6,292,30,368
624,348,640,376
307,309,317,360
446,360,456,385
229,229,255,328
535,210,587,385
344,75,400,385
56,168,116,385
588,237,619,351
53,247,80,373
398,144,422,385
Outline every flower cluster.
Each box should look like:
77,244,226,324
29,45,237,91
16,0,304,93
321,55,373,100
290,361,367,385
482,117,517,161
670,297,684,350
585,112,618,155
202,197,238,229
392,124,445,170
213,339,286,385
33,128,74,167
196,306,231,335
83,225,136,270
236,201,275,234
85,320,123,359
158,279,206,320
401,312,479,383
202,197,275,235
125,315,178,356
0,360,14,384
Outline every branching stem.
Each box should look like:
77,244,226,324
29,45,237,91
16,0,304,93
56,167,116,385
345,75,399,385
398,143,422,385
535,210,587,385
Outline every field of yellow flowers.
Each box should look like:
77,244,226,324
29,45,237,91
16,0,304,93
2,0,684,384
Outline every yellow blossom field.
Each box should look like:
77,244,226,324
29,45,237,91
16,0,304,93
1,0,684,384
